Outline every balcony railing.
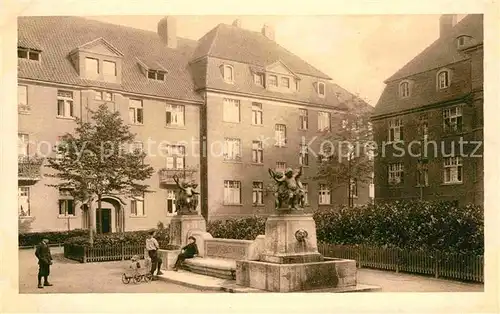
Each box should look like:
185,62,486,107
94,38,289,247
18,156,44,181
158,167,198,185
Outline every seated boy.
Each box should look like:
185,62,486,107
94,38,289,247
173,236,198,271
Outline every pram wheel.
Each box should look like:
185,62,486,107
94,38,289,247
121,273,130,284
144,273,153,283
132,274,141,284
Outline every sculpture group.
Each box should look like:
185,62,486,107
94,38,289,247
268,166,306,210
173,174,199,215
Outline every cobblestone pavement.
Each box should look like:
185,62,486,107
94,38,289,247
18,248,214,294
19,248,483,293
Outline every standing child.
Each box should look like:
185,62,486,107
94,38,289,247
145,230,163,277
173,236,198,271
35,238,53,289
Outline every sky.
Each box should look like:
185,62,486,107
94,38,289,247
88,15,467,106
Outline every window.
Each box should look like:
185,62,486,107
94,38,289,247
166,145,185,169
319,184,331,205
252,182,264,206
103,60,116,77
166,190,177,216
95,91,113,101
299,109,308,130
224,180,241,205
224,138,241,161
419,114,429,140
18,48,40,61
443,106,463,132
388,163,404,185
275,124,287,147
166,104,185,126
317,82,326,97
129,99,143,124
443,157,463,184
18,187,30,217
276,161,287,172
147,70,166,81
437,70,450,89
252,102,263,125
457,36,470,48
85,57,99,77
299,144,309,166
18,85,28,112
318,111,331,131
302,183,309,205
268,75,278,87
349,178,358,198
417,167,429,186
319,143,333,162
254,73,264,86
130,141,143,154
59,188,75,216
388,118,403,142
223,65,234,82
18,133,29,157
131,194,145,216
223,98,240,123
252,141,263,164
281,77,290,88
399,81,410,98
57,90,74,118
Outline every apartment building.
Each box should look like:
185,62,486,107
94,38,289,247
18,16,372,232
371,14,483,205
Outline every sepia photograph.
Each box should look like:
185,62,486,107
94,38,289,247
2,2,498,312
14,13,486,295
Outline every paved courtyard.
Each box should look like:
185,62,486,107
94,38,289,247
19,247,483,293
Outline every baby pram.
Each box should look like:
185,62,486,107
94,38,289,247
122,255,153,284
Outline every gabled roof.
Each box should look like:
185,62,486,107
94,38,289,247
385,14,483,83
191,23,331,80
17,16,202,102
70,37,124,57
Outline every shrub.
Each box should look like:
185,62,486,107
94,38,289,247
206,201,483,255
64,223,170,248
207,216,266,240
19,229,88,247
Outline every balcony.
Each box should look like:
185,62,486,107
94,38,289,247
18,156,44,182
158,167,198,185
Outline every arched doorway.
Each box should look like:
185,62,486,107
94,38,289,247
94,195,126,233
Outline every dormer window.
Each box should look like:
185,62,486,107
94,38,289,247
254,73,264,86
317,82,326,97
103,60,116,77
147,70,166,81
437,69,451,89
268,75,278,87
85,58,99,78
222,64,234,83
281,77,290,89
399,81,410,98
457,35,472,49
18,48,40,61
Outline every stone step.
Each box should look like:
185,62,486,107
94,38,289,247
183,257,236,280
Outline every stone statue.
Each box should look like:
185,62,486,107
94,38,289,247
173,174,199,215
268,166,305,210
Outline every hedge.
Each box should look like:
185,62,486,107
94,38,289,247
207,201,484,255
19,229,89,247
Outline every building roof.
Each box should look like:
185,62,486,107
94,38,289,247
385,14,483,83
191,23,331,79
17,16,203,103
374,14,483,117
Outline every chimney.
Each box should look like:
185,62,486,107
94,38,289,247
232,19,242,28
439,14,457,38
158,16,177,49
261,24,275,41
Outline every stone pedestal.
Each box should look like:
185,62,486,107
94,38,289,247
260,213,323,264
158,249,181,270
169,215,206,248
235,211,359,292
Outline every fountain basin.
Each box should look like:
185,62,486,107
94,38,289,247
236,257,357,292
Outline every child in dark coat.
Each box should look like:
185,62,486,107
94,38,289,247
173,236,198,271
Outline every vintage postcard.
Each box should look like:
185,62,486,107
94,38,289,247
1,1,498,313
